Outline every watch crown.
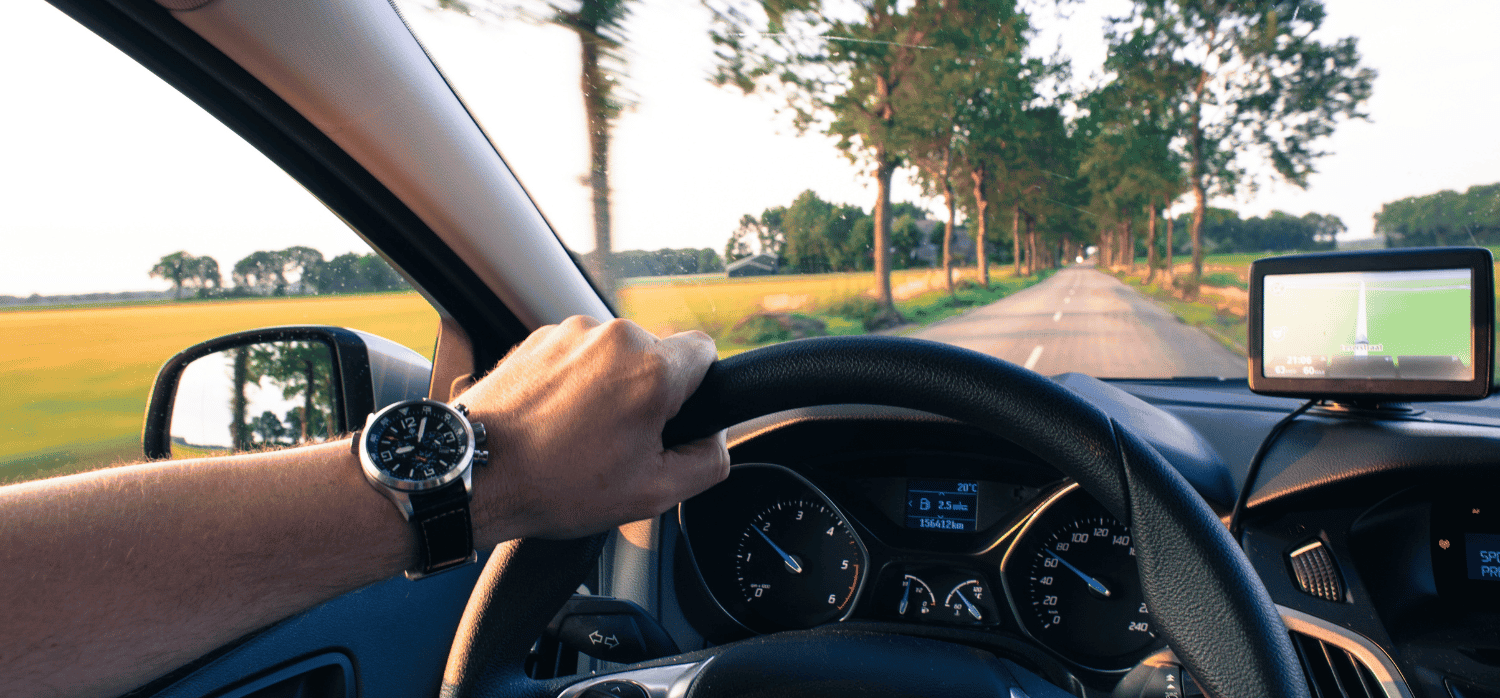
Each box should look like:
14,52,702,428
472,422,487,446
472,449,489,467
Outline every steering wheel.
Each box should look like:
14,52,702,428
438,336,1308,698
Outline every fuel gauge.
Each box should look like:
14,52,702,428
896,574,937,619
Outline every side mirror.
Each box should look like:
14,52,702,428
143,326,432,459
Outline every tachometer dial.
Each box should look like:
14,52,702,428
1002,486,1160,669
733,499,864,630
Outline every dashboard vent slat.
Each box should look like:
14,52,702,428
1292,630,1383,698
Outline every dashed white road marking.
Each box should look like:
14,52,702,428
1053,311,1062,322
1023,345,1044,370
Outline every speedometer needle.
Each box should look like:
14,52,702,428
753,527,803,574
1046,550,1111,597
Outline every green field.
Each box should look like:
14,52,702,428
0,293,438,483
0,268,1046,484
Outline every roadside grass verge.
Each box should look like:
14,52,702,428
1111,271,1249,357
622,267,1053,356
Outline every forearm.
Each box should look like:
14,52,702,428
0,440,416,698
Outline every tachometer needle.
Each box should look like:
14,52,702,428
899,581,911,615
753,527,803,574
1046,550,1111,597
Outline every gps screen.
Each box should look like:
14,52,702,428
1261,268,1473,381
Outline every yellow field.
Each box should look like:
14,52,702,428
0,293,438,482
2,267,1013,483
618,267,984,341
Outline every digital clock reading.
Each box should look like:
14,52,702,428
904,479,980,531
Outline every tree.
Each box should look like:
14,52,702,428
710,0,962,326
438,0,633,303
278,246,325,294
725,215,756,263
1109,0,1374,298
151,252,223,299
233,250,287,295
150,251,193,300
246,341,337,444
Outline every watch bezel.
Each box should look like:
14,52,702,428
358,398,476,493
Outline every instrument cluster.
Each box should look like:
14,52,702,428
677,462,1165,672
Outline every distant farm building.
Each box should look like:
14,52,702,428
726,253,778,277
913,220,973,266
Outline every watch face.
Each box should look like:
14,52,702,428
363,402,470,488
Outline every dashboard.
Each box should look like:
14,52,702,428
659,376,1500,698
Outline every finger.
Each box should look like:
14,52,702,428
660,431,730,503
655,330,719,407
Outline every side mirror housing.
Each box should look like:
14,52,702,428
142,326,432,459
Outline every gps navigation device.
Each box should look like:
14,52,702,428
1248,248,1493,401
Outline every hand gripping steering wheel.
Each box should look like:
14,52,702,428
439,336,1309,698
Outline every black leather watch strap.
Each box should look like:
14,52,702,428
407,485,475,578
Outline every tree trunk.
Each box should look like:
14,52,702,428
943,170,956,298
302,358,315,443
1187,67,1209,300
231,348,249,450
1026,213,1038,276
1164,211,1175,285
1012,205,1022,277
1145,201,1159,284
581,35,615,303
1190,179,1207,300
873,155,900,320
1124,218,1135,272
971,165,990,287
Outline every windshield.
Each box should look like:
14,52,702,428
392,0,1497,379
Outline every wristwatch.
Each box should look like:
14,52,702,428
353,398,488,579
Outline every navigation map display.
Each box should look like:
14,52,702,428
1261,268,1473,381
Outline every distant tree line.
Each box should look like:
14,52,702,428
724,190,933,274
575,247,726,281
149,247,408,299
1376,183,1500,247
1165,209,1342,256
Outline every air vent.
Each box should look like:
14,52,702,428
1292,631,1383,698
1289,540,1345,602
218,653,354,698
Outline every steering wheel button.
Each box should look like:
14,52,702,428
559,614,649,663
580,680,649,698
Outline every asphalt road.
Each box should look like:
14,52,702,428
911,264,1246,379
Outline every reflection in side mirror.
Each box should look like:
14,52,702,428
143,326,433,460
169,341,340,457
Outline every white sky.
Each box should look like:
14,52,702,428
2,0,1497,296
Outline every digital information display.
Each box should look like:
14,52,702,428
1466,533,1500,581
905,479,979,531
1261,268,1473,381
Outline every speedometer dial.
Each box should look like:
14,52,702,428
734,499,864,630
1002,486,1160,669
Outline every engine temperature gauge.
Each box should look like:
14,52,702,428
942,579,989,623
